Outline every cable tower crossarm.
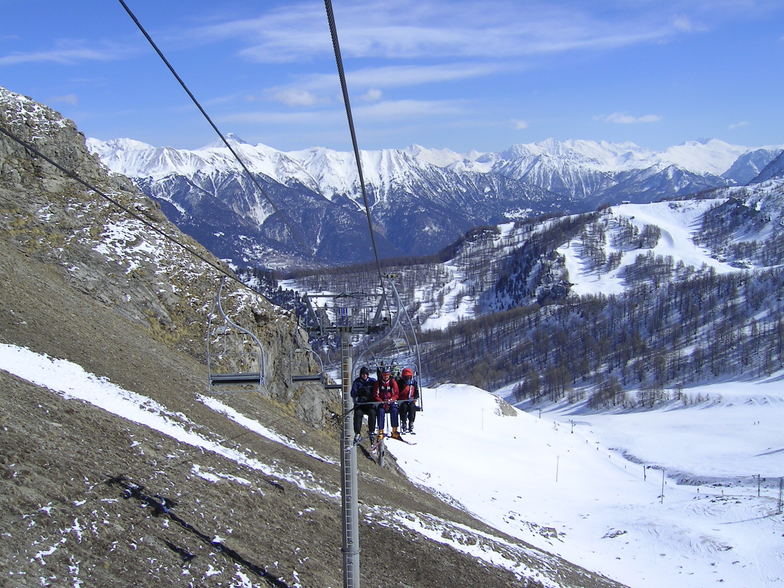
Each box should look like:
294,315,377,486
323,0,388,303
117,0,309,256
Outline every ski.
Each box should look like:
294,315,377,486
389,435,417,445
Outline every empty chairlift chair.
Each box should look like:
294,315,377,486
206,277,265,394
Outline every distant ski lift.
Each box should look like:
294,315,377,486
206,277,265,394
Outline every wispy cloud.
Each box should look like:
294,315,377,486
0,41,131,66
269,88,321,107
350,63,512,89
219,99,465,127
263,62,511,108
275,63,511,95
595,112,662,124
218,109,341,126
180,0,705,63
50,93,79,105
355,99,467,120
360,89,383,102
728,120,749,129
202,94,246,107
672,15,697,32
512,119,529,130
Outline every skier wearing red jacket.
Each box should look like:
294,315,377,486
397,367,419,434
374,367,401,440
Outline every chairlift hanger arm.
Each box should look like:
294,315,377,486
207,277,265,392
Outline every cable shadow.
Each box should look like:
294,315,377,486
106,475,289,587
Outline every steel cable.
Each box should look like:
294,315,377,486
118,0,309,257
0,124,259,297
323,0,389,302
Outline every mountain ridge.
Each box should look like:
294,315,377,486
88,133,784,267
91,135,782,179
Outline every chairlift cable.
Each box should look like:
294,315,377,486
117,0,308,256
323,0,388,302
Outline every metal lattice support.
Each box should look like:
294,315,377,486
298,291,388,588
339,330,360,587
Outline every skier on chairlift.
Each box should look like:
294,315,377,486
350,366,376,443
374,367,401,440
397,367,419,434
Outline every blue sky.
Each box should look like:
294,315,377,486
2,0,783,152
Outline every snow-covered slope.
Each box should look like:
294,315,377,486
723,147,784,184
389,382,784,588
559,199,736,297
660,139,749,176
753,151,784,183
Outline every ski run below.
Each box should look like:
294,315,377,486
2,342,783,587
389,381,784,587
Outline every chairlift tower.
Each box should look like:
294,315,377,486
300,291,388,588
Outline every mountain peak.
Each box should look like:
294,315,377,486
87,137,155,152
225,132,249,144
662,139,748,176
197,133,252,150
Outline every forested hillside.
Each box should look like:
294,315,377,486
280,179,784,403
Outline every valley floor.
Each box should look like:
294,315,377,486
388,379,784,587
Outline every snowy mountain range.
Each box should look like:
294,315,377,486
88,136,784,267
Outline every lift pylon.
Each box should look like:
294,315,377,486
299,291,388,588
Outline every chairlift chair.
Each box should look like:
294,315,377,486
206,277,265,394
354,278,425,410
290,347,342,391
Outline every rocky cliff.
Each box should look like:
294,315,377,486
0,86,330,425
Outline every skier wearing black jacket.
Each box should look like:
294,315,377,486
350,366,376,442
